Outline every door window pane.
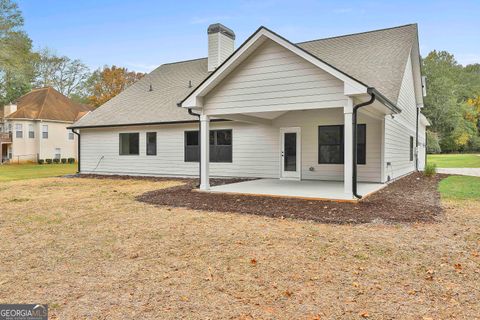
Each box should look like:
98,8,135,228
284,132,297,171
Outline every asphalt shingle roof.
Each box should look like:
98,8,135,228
7,87,91,122
72,24,417,128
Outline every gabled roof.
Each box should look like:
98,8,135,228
298,24,418,104
71,24,419,129
6,87,91,122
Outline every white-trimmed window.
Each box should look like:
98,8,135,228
15,124,23,138
28,124,35,138
42,125,48,139
119,133,139,155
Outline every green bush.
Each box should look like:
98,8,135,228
67,158,75,164
426,131,441,154
61,158,67,164
38,159,45,164
45,159,52,164
424,163,437,177
52,158,60,164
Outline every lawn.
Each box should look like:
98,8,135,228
0,163,76,182
439,175,480,200
427,153,480,168
0,176,478,319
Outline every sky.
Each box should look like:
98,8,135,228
18,0,480,73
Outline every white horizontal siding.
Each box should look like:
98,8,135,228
384,53,417,180
204,40,347,115
274,109,382,182
80,122,279,178
80,109,382,182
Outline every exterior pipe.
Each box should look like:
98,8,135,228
187,108,201,187
352,92,376,199
415,106,419,171
72,129,80,174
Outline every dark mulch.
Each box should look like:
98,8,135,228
131,172,446,225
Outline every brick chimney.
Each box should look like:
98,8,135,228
207,23,235,72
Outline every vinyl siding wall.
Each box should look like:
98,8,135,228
203,40,347,115
7,120,77,162
79,109,382,182
384,54,418,181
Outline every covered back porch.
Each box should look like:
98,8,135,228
180,27,399,200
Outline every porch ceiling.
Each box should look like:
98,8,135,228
208,179,386,201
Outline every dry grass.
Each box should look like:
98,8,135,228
0,178,479,319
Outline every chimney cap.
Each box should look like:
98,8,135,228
207,23,235,40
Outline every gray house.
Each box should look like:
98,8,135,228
70,23,429,200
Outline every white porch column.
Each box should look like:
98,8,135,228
344,98,354,195
200,114,210,190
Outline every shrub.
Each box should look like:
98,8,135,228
61,158,67,164
53,158,60,164
45,159,52,164
67,158,75,164
424,163,437,177
426,131,441,154
38,159,45,164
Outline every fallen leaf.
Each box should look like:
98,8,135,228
250,258,257,266
284,290,293,297
360,311,369,318
454,263,462,270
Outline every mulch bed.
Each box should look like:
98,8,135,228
130,172,444,224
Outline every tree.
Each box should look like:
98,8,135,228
426,131,441,154
422,50,480,152
33,48,91,98
87,65,144,107
0,0,35,105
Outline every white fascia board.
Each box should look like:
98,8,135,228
181,27,368,108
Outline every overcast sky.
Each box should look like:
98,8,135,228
19,0,480,73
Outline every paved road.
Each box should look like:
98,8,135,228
437,168,480,177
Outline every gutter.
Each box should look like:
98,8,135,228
415,106,419,171
71,129,80,174
352,91,376,199
186,106,201,188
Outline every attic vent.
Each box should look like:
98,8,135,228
188,80,192,88
148,84,153,92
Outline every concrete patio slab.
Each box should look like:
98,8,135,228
208,179,386,201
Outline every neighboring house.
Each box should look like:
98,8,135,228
70,23,429,200
0,87,91,163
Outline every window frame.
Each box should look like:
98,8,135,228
183,129,233,163
42,125,48,139
409,136,414,161
15,124,23,139
28,124,35,139
146,132,157,156
210,129,233,163
184,130,200,162
318,124,366,165
119,132,140,156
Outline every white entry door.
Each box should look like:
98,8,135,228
280,127,301,179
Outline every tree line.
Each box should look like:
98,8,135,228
0,0,143,109
1,0,480,153
422,51,480,153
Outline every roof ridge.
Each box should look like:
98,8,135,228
296,23,417,45
162,57,207,66
37,87,51,119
